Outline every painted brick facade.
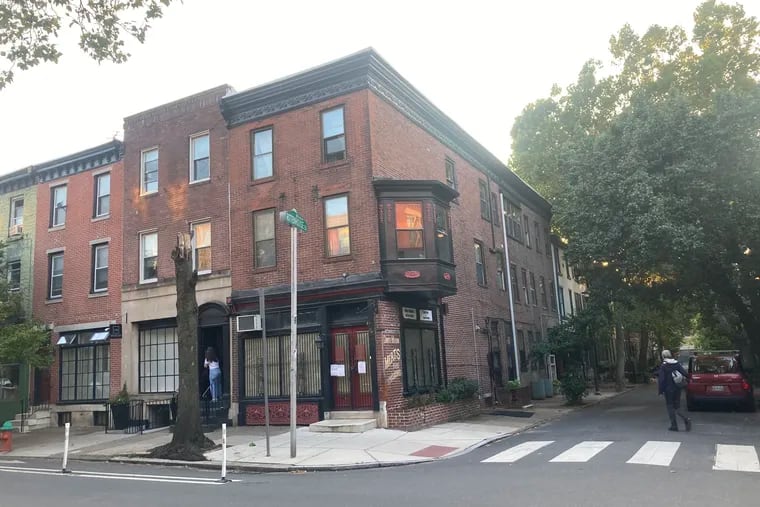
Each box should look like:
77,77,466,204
0,182,37,315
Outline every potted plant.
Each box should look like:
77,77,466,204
110,383,131,430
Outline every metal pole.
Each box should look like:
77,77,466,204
259,290,270,457
499,192,520,383
290,225,298,458
62,422,70,473
220,423,229,482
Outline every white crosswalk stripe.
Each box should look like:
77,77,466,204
626,441,681,467
549,441,613,463
713,444,760,473
482,441,555,463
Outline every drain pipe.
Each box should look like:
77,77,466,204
499,192,520,383
550,239,563,321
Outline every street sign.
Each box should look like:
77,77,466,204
280,209,308,232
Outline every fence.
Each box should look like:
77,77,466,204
105,398,174,434
19,398,51,433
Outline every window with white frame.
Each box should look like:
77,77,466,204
49,252,64,299
94,173,110,217
192,221,211,273
324,195,350,257
7,259,20,291
321,107,346,163
51,185,67,227
253,209,276,268
474,241,486,286
140,232,158,283
529,271,538,305
92,243,108,293
141,148,159,194
496,253,506,290
252,128,273,180
10,197,23,229
190,134,210,182
139,325,178,393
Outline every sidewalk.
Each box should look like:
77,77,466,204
0,386,634,471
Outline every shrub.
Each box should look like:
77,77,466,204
559,371,588,405
505,379,521,390
436,377,479,403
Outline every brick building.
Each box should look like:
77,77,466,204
30,141,124,426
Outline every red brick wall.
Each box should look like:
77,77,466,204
226,90,381,292
33,161,124,403
122,86,232,288
376,299,402,408
244,401,319,425
388,398,480,430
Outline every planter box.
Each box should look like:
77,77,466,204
496,386,532,408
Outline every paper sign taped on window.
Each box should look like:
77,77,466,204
330,364,346,377
357,361,367,374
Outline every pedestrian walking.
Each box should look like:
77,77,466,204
658,350,692,432
204,347,222,401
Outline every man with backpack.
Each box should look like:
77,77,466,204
658,350,692,432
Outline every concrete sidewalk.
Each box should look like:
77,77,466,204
0,386,635,471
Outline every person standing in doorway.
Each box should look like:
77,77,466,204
204,347,222,401
658,349,691,432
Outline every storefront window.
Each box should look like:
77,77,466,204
58,330,111,402
243,332,321,397
139,325,178,393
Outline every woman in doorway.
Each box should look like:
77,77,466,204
204,347,222,401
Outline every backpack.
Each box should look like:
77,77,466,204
671,369,687,387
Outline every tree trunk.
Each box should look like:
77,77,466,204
638,327,650,383
615,321,626,392
149,232,214,460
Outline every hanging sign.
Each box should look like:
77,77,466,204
419,309,434,322
402,307,417,320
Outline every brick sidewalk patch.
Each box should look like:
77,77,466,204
411,445,459,458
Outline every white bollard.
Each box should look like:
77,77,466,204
62,422,70,473
220,423,228,482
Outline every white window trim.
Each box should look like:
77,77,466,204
140,147,159,196
139,231,158,284
93,243,109,293
191,220,212,275
51,184,67,227
94,172,111,218
49,252,64,299
10,196,23,227
189,132,210,184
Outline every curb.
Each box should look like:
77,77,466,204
9,387,638,473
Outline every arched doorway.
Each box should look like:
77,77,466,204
198,303,230,400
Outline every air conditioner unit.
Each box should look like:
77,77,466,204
237,314,262,332
8,224,23,236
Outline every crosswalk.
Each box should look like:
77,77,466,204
481,440,760,473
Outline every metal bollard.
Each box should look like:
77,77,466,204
62,422,71,473
220,423,230,483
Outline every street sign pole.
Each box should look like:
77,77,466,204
259,289,270,457
279,209,307,459
289,222,297,458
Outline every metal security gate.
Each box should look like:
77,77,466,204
330,327,373,410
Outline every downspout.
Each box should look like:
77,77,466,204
499,192,520,383
550,241,563,321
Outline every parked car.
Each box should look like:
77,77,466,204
686,352,756,412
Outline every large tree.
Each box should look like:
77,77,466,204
0,0,176,89
511,1,760,367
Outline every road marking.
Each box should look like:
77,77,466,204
482,441,555,463
550,441,613,463
627,441,681,467
713,445,760,473
0,465,240,485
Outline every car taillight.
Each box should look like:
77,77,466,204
742,381,751,391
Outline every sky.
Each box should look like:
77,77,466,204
1,0,758,175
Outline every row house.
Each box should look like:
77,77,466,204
2,49,559,430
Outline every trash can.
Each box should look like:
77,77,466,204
0,420,13,453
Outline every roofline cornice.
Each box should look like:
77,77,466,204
221,48,551,217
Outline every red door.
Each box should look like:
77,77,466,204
330,327,373,410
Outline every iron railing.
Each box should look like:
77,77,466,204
18,399,51,433
105,398,174,434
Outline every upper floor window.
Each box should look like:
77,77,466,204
253,209,276,268
544,227,551,257
50,185,67,227
510,264,520,302
252,128,273,180
496,253,506,290
49,252,64,299
479,180,491,221
521,268,529,303
529,272,538,305
140,232,158,283
94,172,110,217
491,193,500,227
92,243,109,293
192,221,211,274
474,241,486,286
395,202,424,258
550,280,558,312
10,197,23,230
558,284,566,317
190,134,210,183
141,148,159,194
539,276,548,308
8,259,20,291
505,199,522,240
435,205,453,263
445,158,456,188
321,107,346,163
523,216,531,247
324,195,350,257
534,222,541,253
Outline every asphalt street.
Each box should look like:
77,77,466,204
1,385,758,507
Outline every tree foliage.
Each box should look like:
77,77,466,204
511,1,760,363
0,0,175,89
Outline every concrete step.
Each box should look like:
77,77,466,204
11,418,52,433
309,418,377,433
324,410,376,420
13,409,51,422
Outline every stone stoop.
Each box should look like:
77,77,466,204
309,418,377,433
11,409,52,433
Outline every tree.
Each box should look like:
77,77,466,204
0,0,176,89
510,1,760,369
0,242,51,367
149,232,213,461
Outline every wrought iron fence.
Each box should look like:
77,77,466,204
200,397,230,427
18,399,51,433
105,398,174,434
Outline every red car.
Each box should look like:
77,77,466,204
686,352,756,412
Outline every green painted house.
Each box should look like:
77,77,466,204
0,167,37,424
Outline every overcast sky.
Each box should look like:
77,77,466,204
1,0,757,175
